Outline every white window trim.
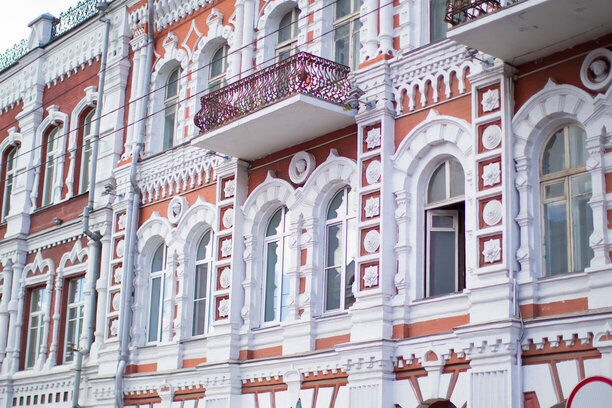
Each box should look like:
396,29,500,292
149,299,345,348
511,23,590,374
262,207,291,326
63,276,86,363
148,244,167,343
333,0,362,70
192,230,215,337
79,110,96,194
42,126,62,207
2,146,19,221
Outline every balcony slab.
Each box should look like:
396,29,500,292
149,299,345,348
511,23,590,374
448,0,612,65
191,93,355,161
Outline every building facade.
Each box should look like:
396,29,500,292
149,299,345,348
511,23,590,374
0,0,611,407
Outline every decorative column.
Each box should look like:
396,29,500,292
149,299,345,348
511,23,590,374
4,259,26,374
240,0,255,75
0,260,13,366
229,0,244,81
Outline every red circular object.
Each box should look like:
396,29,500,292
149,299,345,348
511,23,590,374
567,376,612,408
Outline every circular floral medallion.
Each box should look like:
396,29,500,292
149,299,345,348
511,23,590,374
482,124,502,150
483,199,503,226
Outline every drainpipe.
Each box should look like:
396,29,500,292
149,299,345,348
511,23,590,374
115,0,154,406
73,2,111,407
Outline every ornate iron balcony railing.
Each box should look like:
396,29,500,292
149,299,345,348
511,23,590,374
51,0,109,39
445,0,503,26
194,52,351,134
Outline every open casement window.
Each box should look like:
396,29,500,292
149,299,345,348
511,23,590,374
263,207,290,324
276,8,300,62
324,187,356,312
64,276,85,363
430,0,448,42
209,44,228,93
425,158,466,297
25,287,47,369
148,244,167,342
42,126,62,207
334,0,362,70
540,125,593,276
2,145,19,220
193,231,214,336
163,67,181,151
79,110,95,194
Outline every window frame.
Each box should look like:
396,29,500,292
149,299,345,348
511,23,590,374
79,109,96,194
42,126,62,207
63,275,86,363
2,145,20,221
262,207,290,326
163,67,181,151
429,0,449,43
323,187,356,313
276,8,300,62
192,230,214,337
539,124,593,276
333,0,362,70
148,243,167,343
25,286,47,369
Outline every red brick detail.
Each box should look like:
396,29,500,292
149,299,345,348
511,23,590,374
315,333,350,350
125,363,158,374
392,314,470,339
182,357,207,368
299,277,306,294
519,297,588,319
238,345,283,360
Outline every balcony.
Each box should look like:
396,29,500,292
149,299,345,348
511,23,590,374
192,52,355,161
446,0,612,65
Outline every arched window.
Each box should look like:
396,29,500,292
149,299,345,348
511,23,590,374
2,145,20,220
425,158,465,297
63,276,85,363
209,44,228,92
148,244,166,342
276,8,300,61
430,0,448,42
193,231,214,336
324,187,356,312
334,0,362,69
263,207,290,324
79,110,95,194
25,286,47,369
42,126,62,207
540,125,593,275
163,67,181,150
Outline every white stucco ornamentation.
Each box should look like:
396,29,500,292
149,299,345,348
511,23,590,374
288,151,316,185
364,197,380,218
112,292,121,312
483,200,503,226
363,265,379,288
118,214,127,231
482,124,502,150
218,298,230,318
222,208,234,229
224,179,236,199
114,267,123,284
167,196,188,224
580,48,612,92
365,128,381,150
482,239,501,264
219,267,231,289
110,319,119,337
221,238,232,258
482,162,501,186
116,239,125,258
363,230,380,254
365,160,381,185
481,89,500,113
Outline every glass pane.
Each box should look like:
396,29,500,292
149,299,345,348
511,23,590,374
430,0,447,42
30,288,43,313
432,215,454,229
151,245,164,272
346,218,357,267
193,264,208,335
345,259,355,308
81,140,92,192
266,208,283,237
449,159,465,198
334,24,350,66
544,201,569,275
148,277,161,342
197,231,212,260
278,11,295,44
210,46,227,78
264,241,279,322
326,224,342,267
194,264,208,300
7,148,16,171
571,174,593,271
192,299,206,336
27,322,39,368
428,163,446,204
68,278,84,304
166,68,179,98
336,0,350,19
325,267,341,311
351,20,361,70
84,111,94,136
568,126,587,169
545,182,565,199
542,129,566,175
327,190,346,220
44,161,55,205
429,230,456,296
163,107,175,150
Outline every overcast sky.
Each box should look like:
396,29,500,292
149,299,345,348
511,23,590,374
0,1,76,54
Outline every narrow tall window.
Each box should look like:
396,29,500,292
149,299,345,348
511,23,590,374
425,158,465,297
43,126,61,207
263,208,290,324
324,188,356,312
209,44,228,92
163,68,181,151
80,110,95,194
3,146,19,220
26,287,46,369
193,231,213,336
430,0,448,42
64,277,85,363
541,125,593,275
276,8,300,61
334,0,362,70
148,244,166,342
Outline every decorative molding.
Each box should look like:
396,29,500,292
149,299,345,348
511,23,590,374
222,208,234,229
482,124,502,150
481,89,500,113
154,0,218,32
482,162,501,187
364,197,380,218
288,151,316,185
365,160,381,185
482,239,501,264
218,297,230,318
224,179,236,199
219,267,231,289
365,128,381,150
167,196,188,224
482,200,503,226
221,238,232,258
363,265,378,288
580,48,612,92
363,230,380,254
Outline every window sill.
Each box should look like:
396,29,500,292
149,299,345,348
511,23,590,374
411,290,468,305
